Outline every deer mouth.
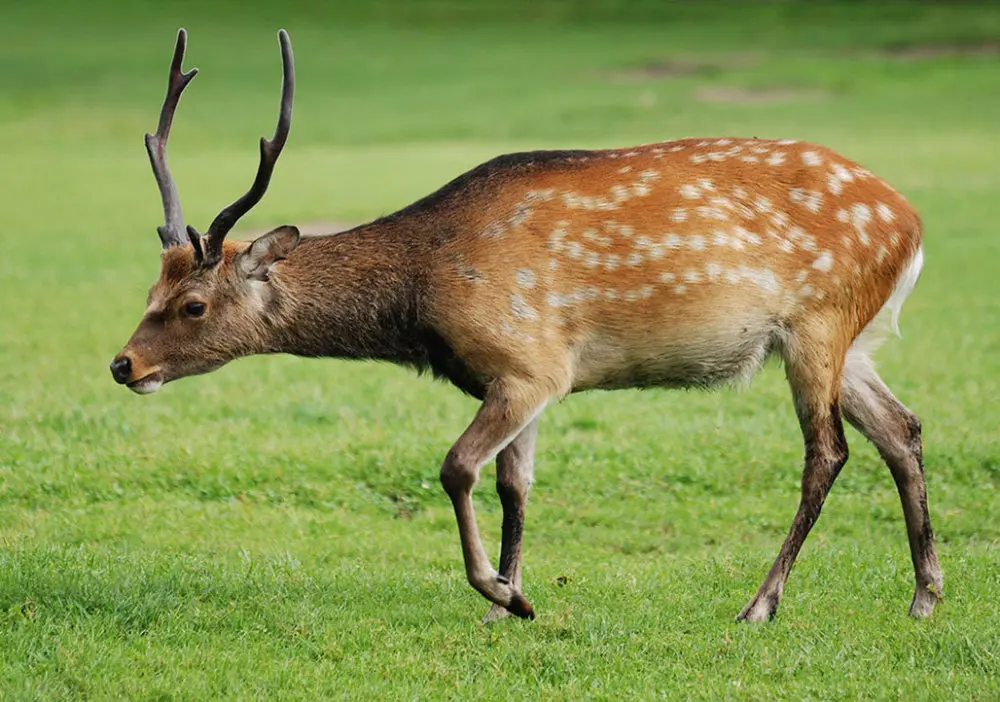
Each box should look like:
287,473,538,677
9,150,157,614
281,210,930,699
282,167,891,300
127,371,164,395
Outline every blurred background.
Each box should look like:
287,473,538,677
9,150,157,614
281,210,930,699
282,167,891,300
1,1,999,697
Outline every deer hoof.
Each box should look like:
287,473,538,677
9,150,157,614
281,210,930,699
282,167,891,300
505,592,535,620
482,603,512,624
737,593,778,622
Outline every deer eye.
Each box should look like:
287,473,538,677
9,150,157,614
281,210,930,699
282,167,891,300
183,301,206,318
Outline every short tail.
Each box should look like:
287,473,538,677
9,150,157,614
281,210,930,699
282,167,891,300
851,244,924,358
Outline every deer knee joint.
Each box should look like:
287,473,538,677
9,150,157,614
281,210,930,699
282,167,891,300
440,449,478,495
496,468,533,500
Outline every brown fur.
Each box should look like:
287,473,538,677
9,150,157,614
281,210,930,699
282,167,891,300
114,136,941,621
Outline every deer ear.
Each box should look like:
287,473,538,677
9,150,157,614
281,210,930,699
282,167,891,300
238,225,300,281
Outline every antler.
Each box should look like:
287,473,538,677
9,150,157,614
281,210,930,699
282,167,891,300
144,28,198,249
190,29,295,268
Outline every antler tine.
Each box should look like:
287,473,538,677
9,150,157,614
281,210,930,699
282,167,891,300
195,29,295,268
144,28,198,249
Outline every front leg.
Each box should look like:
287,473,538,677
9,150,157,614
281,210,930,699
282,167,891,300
483,417,539,623
439,378,550,620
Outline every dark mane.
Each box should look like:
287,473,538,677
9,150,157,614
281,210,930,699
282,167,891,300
371,149,594,225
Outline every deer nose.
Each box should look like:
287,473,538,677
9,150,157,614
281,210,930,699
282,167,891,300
110,355,132,384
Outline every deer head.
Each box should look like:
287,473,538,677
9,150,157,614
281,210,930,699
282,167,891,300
110,29,299,394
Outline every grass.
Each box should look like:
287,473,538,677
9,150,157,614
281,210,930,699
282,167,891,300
1,0,1000,698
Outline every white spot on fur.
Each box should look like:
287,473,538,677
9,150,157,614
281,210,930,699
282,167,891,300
766,152,786,166
684,270,702,283
671,208,688,222
812,251,834,272
877,202,895,222
664,234,683,249
515,268,536,288
851,203,873,245
742,267,781,294
674,285,687,295
604,254,621,270
734,226,762,245
660,272,676,283
789,187,823,213
688,235,706,251
801,150,823,166
705,262,723,280
511,294,539,320
697,206,728,221
679,184,701,199
626,252,643,267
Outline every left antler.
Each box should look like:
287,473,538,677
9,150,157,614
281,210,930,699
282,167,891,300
144,28,199,249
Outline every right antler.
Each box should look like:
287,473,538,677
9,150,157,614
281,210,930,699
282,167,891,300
190,29,295,268
144,28,198,249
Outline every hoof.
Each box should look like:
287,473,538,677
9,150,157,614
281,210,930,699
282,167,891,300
482,603,511,624
505,592,535,620
909,583,943,618
737,593,778,622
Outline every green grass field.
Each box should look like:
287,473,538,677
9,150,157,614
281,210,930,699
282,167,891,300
2,1,1000,698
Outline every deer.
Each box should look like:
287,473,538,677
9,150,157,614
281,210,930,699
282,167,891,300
111,28,943,623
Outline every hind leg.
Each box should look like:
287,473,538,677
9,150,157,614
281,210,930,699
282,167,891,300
482,418,539,623
842,353,943,616
738,327,850,621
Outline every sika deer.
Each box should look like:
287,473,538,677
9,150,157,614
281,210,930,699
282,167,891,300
111,29,943,622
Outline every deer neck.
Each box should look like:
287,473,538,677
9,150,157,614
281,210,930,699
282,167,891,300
264,223,429,365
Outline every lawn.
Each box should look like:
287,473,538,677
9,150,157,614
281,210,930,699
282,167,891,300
1,0,999,698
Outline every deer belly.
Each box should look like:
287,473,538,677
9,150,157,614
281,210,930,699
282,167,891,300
571,315,783,391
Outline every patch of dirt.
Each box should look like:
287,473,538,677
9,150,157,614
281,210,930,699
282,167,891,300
872,40,1000,61
601,53,759,82
695,85,831,104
